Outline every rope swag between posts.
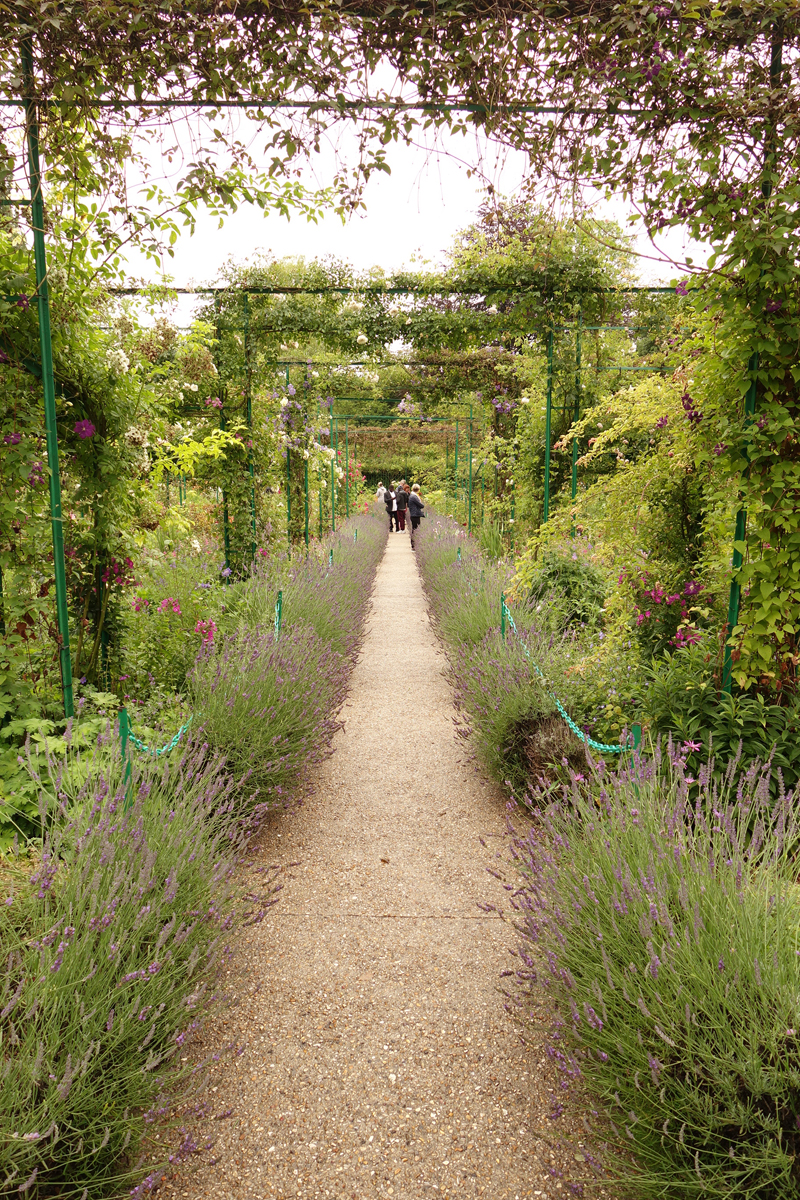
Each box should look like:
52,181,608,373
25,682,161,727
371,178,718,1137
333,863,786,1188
501,593,641,756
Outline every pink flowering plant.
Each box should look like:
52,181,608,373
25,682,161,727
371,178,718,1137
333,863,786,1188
119,549,227,693
626,568,709,657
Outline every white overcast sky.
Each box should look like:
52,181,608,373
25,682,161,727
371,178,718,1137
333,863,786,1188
121,115,703,321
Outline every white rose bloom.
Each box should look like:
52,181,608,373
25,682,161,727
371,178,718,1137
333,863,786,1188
312,370,319,377
303,450,309,459
356,333,368,345
189,383,199,392
280,398,288,407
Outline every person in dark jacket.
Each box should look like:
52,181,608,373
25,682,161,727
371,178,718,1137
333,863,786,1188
384,485,398,531
395,483,409,531
408,484,424,549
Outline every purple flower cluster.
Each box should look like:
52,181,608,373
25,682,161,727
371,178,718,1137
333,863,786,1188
681,390,702,425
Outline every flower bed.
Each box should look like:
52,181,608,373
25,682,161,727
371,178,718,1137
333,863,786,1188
509,748,800,1198
0,511,387,1197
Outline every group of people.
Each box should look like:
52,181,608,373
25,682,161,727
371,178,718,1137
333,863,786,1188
376,480,425,548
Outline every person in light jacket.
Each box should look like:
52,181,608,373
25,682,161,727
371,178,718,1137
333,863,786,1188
384,485,398,531
376,482,386,503
408,484,424,549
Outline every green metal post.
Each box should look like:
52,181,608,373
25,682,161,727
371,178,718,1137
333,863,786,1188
274,589,283,640
330,413,336,532
286,447,292,553
445,436,449,516
214,296,231,578
244,294,257,560
23,41,73,717
345,417,350,518
571,316,582,504
722,31,782,693
454,419,459,521
119,706,132,810
543,329,554,522
722,355,758,693
304,459,309,548
510,480,516,556
500,593,506,642
468,448,473,534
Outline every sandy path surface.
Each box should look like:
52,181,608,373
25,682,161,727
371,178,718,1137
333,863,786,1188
173,531,599,1200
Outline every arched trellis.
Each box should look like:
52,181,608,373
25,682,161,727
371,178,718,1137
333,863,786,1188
2,56,712,719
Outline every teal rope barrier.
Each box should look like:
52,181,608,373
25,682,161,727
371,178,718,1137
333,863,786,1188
120,708,194,758
118,706,194,812
500,594,640,755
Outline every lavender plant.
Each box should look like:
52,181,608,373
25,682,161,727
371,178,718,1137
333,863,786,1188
0,736,261,1198
227,511,386,658
416,514,584,791
189,623,349,806
509,746,800,1198
190,511,387,805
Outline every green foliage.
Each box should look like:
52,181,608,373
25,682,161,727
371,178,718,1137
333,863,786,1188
527,547,606,629
478,521,505,562
646,639,800,790
0,681,119,849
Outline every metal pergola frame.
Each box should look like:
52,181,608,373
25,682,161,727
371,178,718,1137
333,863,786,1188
5,50,757,719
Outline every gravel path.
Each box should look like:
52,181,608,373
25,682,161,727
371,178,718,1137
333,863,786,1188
171,531,606,1200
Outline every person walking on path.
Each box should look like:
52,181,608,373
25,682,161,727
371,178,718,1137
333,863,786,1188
375,482,386,503
408,482,424,548
384,484,398,531
395,482,409,531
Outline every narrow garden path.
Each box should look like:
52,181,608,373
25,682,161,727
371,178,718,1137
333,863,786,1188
175,532,598,1200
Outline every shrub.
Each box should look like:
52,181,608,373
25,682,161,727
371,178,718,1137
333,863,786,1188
119,546,230,694
190,623,349,806
645,638,800,791
0,736,259,1198
509,746,800,1198
226,511,386,658
527,547,606,629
